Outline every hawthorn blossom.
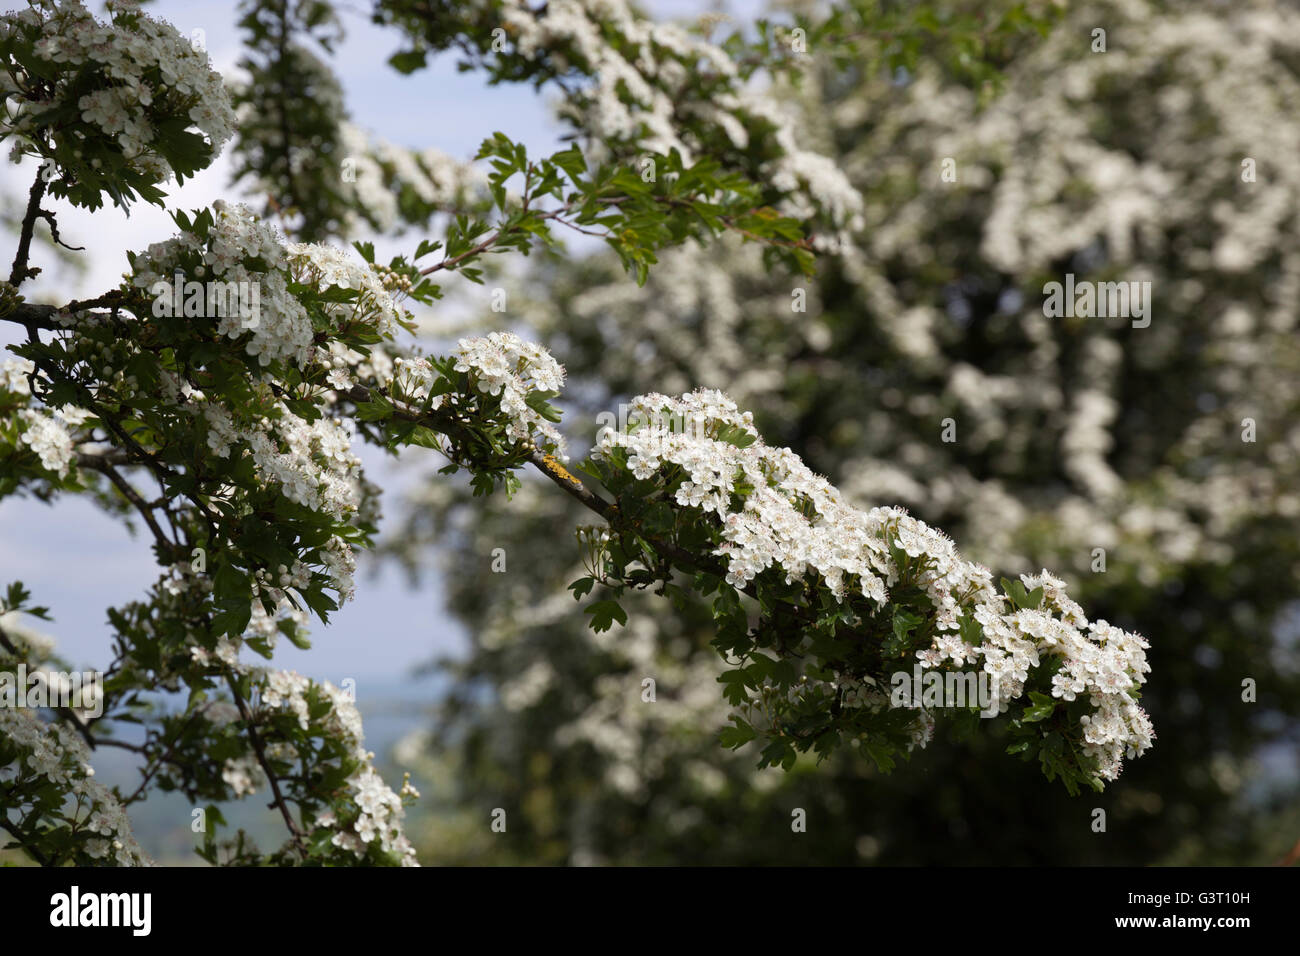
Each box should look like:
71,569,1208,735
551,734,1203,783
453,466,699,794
0,0,235,186
0,708,149,866
453,331,569,460
594,387,1155,781
18,409,74,476
254,669,419,865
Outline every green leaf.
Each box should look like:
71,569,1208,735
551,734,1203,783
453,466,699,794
354,396,393,421
550,144,587,180
1000,576,1033,609
862,738,897,773
716,425,757,448
1022,691,1057,723
388,49,427,74
884,607,924,657
584,599,627,632
567,576,595,601
719,717,756,749
524,389,563,423
403,425,442,450
717,669,749,706
212,562,249,603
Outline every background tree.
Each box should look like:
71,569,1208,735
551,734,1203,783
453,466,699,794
383,0,1300,865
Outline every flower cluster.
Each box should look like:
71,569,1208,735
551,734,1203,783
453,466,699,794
335,121,493,234
2,356,91,482
0,356,34,395
197,400,363,606
286,241,406,341
596,389,894,597
17,408,74,476
487,0,862,237
201,396,364,521
220,754,264,798
975,571,1155,779
254,669,419,866
130,201,311,368
0,707,149,865
130,203,407,379
451,331,569,460
594,388,1154,781
0,0,235,204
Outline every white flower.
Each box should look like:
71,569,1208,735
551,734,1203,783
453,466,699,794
221,755,264,797
18,410,74,476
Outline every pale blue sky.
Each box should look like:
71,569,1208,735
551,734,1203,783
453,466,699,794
0,0,761,686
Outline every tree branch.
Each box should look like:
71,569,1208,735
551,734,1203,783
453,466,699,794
77,454,180,561
0,819,50,866
9,171,48,287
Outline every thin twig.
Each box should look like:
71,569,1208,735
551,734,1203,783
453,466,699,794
77,455,179,560
225,671,309,857
123,711,206,805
